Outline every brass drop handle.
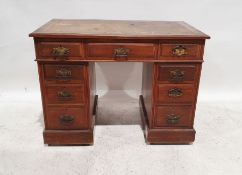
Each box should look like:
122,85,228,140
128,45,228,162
170,69,185,82
52,46,70,57
56,68,72,78
114,48,129,58
168,88,183,97
57,90,72,99
172,45,187,56
59,115,74,125
167,114,180,124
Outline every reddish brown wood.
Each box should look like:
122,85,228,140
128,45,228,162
147,128,196,144
43,64,85,84
139,96,195,144
45,84,85,104
155,84,196,103
38,42,83,57
157,63,199,84
36,61,95,145
153,105,193,128
45,106,88,130
160,44,203,60
86,43,157,60
30,19,210,145
141,63,154,129
44,130,93,145
85,62,96,129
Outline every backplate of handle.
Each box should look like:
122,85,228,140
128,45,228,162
169,69,185,82
57,91,72,99
172,45,187,56
168,88,183,97
56,67,72,78
52,46,70,57
167,114,180,124
114,48,129,59
59,115,74,125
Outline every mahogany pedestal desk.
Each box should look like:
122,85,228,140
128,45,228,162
29,19,210,145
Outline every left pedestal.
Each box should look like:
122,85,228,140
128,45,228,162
37,62,96,145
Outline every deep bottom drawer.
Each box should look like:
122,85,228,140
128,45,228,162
45,106,89,130
154,105,193,128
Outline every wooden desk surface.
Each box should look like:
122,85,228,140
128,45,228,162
29,19,210,39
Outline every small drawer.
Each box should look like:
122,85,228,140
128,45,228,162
160,44,203,59
45,85,85,104
45,106,88,130
43,64,85,84
156,84,195,103
157,64,199,83
154,105,193,128
38,42,83,59
86,43,157,60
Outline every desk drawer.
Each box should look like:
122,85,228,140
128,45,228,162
160,44,203,60
154,105,193,128
43,64,85,84
156,84,195,103
38,42,83,58
45,85,85,104
157,64,199,84
46,106,88,130
86,43,157,60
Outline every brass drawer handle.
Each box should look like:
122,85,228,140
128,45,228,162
172,45,187,56
52,46,70,57
114,48,129,58
168,88,183,97
170,69,185,82
56,67,72,78
57,91,72,99
59,115,74,125
167,114,180,124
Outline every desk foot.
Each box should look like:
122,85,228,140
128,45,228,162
43,130,94,146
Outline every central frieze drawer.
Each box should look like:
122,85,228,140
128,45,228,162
45,85,85,104
86,43,157,60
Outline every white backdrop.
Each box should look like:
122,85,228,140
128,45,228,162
0,0,242,101
1,1,242,175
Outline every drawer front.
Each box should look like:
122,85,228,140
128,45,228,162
45,85,85,104
156,84,195,103
157,64,199,84
46,107,88,130
38,42,83,58
86,43,157,60
44,64,85,84
160,44,203,59
154,105,193,127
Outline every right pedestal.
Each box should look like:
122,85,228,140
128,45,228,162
141,62,202,144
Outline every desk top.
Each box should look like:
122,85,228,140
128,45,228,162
29,19,210,39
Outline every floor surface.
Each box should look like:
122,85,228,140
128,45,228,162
0,92,242,175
